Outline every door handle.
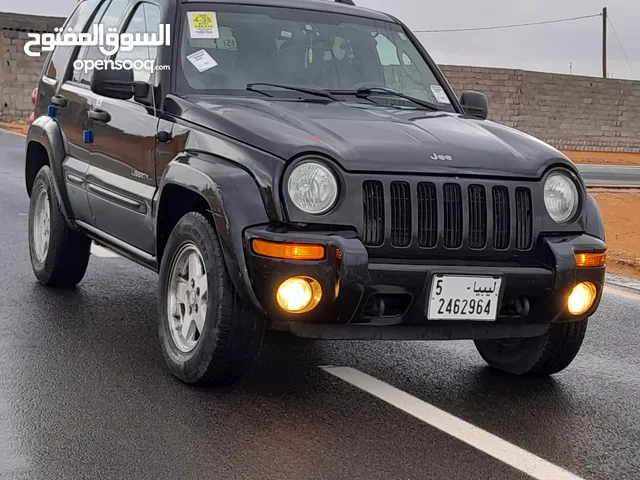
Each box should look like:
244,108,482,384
50,95,68,107
88,108,111,123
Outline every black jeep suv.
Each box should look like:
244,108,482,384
26,0,607,386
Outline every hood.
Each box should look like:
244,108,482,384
166,94,574,179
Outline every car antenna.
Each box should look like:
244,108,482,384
335,0,356,5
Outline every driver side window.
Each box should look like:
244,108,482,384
115,2,162,85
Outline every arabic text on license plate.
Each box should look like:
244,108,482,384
428,275,502,321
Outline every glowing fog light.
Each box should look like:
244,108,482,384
276,276,322,313
567,282,597,315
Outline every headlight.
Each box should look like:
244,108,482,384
287,161,339,215
544,171,579,223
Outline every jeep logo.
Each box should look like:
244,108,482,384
430,153,453,161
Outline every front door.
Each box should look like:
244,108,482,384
84,1,163,254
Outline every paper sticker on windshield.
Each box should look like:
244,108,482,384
430,85,451,104
186,49,218,72
188,12,220,39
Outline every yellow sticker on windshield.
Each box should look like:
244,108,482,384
188,12,220,39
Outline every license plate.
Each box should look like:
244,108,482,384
427,275,502,321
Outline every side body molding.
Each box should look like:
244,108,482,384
156,153,271,314
26,116,73,220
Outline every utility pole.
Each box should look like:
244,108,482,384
602,6,607,78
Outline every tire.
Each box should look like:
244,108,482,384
157,211,265,387
28,165,91,287
474,318,588,376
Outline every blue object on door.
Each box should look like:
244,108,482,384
83,130,93,144
47,105,56,117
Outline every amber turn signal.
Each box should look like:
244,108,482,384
251,239,325,261
575,251,607,268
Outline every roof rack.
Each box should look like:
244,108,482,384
334,0,356,5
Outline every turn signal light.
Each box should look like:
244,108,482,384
567,282,597,315
251,239,325,261
276,276,322,313
575,251,607,268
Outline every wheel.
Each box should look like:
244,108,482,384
157,211,265,386
28,165,91,287
474,318,588,376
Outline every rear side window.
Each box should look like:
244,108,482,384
44,0,101,81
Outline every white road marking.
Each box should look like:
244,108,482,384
90,243,120,258
320,366,585,480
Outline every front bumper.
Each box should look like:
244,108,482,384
243,225,606,340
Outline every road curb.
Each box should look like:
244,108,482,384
606,273,640,294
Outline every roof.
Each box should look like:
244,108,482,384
180,0,397,23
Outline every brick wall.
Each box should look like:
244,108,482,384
0,12,64,122
440,65,640,153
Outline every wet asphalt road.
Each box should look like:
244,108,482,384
2,129,640,480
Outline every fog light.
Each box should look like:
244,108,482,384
276,276,322,313
567,282,597,315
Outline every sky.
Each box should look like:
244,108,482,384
2,0,638,80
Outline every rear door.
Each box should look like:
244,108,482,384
84,1,163,254
36,0,103,225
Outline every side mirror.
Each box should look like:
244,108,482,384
460,91,488,120
90,67,150,101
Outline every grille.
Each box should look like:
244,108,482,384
417,182,437,248
443,183,463,248
468,185,487,249
362,180,534,253
362,180,384,246
515,187,533,250
390,181,411,247
492,186,510,250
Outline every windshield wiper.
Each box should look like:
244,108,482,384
329,87,439,111
246,83,339,101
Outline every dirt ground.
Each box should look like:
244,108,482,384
562,150,640,166
0,121,28,136
590,190,640,279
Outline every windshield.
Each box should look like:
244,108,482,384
175,4,455,110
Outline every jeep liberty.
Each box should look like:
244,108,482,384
25,0,607,386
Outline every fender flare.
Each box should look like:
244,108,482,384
156,153,270,315
26,116,72,220
583,193,605,242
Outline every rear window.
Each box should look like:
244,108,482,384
43,0,102,81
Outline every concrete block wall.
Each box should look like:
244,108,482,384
0,12,64,122
440,65,640,153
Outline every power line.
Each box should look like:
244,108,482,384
414,13,602,33
607,15,636,79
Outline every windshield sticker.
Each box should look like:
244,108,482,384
186,49,218,72
398,32,407,41
187,12,220,39
430,85,451,104
280,30,292,38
